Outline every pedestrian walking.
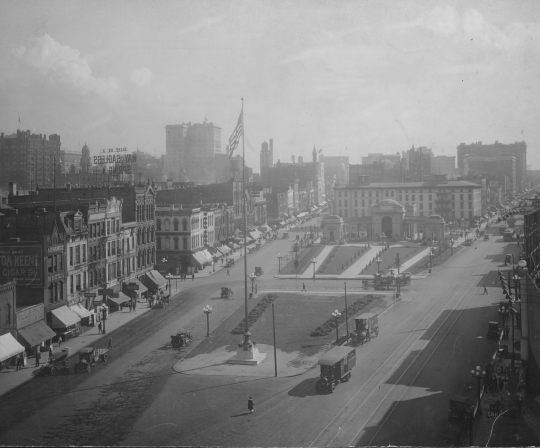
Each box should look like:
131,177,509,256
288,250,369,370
302,283,306,292
248,396,254,413
504,324,510,340
108,338,113,350
482,286,488,294
192,273,195,281
98,322,102,334
35,349,41,367
227,269,230,276
49,346,53,357
16,353,23,371
58,335,63,347
129,302,132,312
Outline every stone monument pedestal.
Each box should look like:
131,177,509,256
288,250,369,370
227,340,266,366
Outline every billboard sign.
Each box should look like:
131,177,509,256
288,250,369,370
0,245,42,286
93,147,137,175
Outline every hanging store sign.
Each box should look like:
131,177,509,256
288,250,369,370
0,246,42,286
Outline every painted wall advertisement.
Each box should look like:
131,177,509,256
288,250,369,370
0,246,43,286
93,147,137,175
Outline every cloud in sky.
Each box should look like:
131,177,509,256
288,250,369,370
180,16,221,34
131,66,152,87
12,34,118,99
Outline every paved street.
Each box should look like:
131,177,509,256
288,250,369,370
0,223,515,446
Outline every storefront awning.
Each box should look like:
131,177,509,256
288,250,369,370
123,278,148,297
70,304,93,319
0,333,24,363
18,321,56,348
249,230,262,240
107,292,131,306
217,245,231,255
279,221,286,225
145,270,167,289
258,225,272,233
297,212,308,218
191,252,208,267
51,305,80,329
21,322,56,346
201,249,213,263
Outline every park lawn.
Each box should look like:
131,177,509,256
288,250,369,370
316,246,367,275
280,246,325,275
184,292,389,360
361,245,424,275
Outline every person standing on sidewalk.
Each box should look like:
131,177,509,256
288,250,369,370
35,350,41,367
227,269,230,276
58,335,63,347
108,338,113,350
302,283,306,292
98,322,102,334
16,353,22,371
49,346,53,358
248,396,254,413
192,273,195,281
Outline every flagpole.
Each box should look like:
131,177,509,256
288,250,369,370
241,97,251,347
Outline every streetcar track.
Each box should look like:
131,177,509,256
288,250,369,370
309,241,501,447
361,242,503,446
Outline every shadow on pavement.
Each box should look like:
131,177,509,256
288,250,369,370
288,378,319,398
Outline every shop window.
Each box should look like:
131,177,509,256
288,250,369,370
173,219,179,231
69,247,73,266
75,245,81,264
156,219,162,231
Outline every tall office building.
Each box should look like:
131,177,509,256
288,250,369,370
165,121,222,182
407,145,432,182
260,139,274,171
0,130,61,191
457,141,527,191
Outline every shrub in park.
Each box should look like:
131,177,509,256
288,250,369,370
231,294,278,334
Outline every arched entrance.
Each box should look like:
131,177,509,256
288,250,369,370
382,216,393,237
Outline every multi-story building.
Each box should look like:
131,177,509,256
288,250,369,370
156,204,216,275
63,210,89,307
457,140,527,191
60,149,83,174
464,155,517,195
0,130,61,191
407,145,432,182
165,121,221,183
0,281,25,368
320,155,349,197
261,147,325,205
260,139,274,171
334,175,482,226
431,155,457,178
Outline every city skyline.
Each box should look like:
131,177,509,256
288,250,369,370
0,0,539,171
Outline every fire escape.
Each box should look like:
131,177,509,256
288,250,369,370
434,189,452,221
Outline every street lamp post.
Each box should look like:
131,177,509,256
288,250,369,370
450,238,454,256
249,273,256,293
471,366,486,415
166,273,172,293
100,305,107,334
375,256,382,274
312,258,317,279
332,310,341,344
203,305,212,337
277,253,282,272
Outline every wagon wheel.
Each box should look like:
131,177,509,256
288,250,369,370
171,338,180,348
374,326,379,337
50,366,57,376
102,354,108,362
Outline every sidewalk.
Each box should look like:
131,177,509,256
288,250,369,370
0,299,154,400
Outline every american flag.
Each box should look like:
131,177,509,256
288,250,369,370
228,111,243,159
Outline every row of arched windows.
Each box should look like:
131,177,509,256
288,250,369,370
137,201,155,223
137,247,155,268
137,226,155,245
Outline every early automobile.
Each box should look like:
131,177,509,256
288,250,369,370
400,272,412,284
226,258,235,267
315,346,356,393
254,267,264,276
171,330,193,348
221,287,234,299
351,313,379,346
40,352,70,376
74,347,109,373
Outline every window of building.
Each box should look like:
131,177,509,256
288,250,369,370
339,200,342,207
174,237,179,250
369,191,372,197
156,219,162,231
460,202,464,209
75,245,80,264
420,194,423,201
405,195,409,201
183,237,188,250
116,219,120,232
82,244,86,262
469,202,472,210
58,254,62,271
345,200,348,207
107,221,110,235
76,274,81,291
5,304,10,325
70,275,74,293
107,242,111,257
48,256,53,273
344,209,348,217
69,247,73,266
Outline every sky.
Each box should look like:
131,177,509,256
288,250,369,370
0,0,539,171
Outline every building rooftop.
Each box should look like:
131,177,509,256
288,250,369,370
336,180,482,189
